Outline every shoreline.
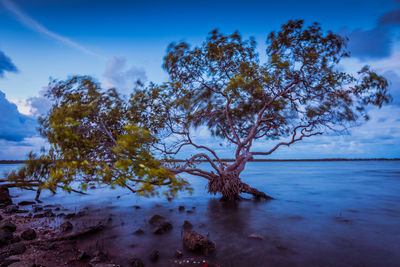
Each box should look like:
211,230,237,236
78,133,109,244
0,185,220,266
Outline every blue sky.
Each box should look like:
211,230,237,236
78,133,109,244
0,0,399,159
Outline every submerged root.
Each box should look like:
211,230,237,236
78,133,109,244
208,173,274,201
208,172,242,201
240,182,274,200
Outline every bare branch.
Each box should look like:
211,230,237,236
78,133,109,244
251,125,322,156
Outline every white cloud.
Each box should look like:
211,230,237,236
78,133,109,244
103,56,147,95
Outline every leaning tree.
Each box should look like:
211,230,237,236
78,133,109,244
7,20,391,201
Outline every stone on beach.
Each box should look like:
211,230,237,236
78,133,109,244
183,230,216,254
21,228,36,240
0,186,12,208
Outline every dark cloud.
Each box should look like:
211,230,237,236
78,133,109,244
379,8,400,25
0,50,18,77
347,27,392,59
345,6,400,60
0,90,37,141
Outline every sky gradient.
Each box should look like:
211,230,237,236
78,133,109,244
0,0,399,159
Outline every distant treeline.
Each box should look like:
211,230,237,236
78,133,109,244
171,158,400,162
0,160,25,164
1,158,399,164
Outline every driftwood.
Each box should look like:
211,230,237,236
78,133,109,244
29,223,104,245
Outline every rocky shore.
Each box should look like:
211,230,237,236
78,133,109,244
0,185,219,266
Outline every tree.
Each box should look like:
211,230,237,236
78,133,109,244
7,20,391,201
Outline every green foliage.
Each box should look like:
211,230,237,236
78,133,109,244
8,76,190,198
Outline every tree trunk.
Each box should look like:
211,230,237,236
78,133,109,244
208,172,242,201
207,172,274,201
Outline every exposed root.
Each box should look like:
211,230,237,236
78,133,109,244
208,172,242,201
240,182,274,200
208,173,274,201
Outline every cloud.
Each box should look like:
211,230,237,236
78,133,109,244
0,50,18,77
0,136,47,160
346,27,393,59
1,0,102,58
26,86,52,117
379,8,400,25
384,71,400,106
103,56,147,95
0,90,37,141
343,6,400,60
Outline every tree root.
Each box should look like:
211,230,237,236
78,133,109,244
240,182,274,200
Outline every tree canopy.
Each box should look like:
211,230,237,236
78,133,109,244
7,20,391,200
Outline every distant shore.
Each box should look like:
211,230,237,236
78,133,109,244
1,158,399,164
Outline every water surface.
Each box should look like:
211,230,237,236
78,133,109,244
2,161,400,266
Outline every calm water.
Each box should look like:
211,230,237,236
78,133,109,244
1,161,400,266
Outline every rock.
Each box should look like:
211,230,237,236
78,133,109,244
33,210,55,218
133,229,144,235
130,257,144,267
18,201,36,206
3,243,26,256
91,264,118,267
335,216,351,223
182,220,193,230
76,210,87,217
4,205,18,214
148,214,173,234
15,209,29,214
1,221,16,232
178,205,185,211
9,235,21,244
32,206,43,212
0,185,12,208
133,205,141,209
174,249,183,258
43,204,58,208
149,249,159,262
152,221,173,235
64,212,76,219
88,250,108,266
248,234,264,240
60,221,73,232
0,229,13,246
21,228,36,240
1,256,20,266
78,250,91,261
149,214,165,225
183,230,216,254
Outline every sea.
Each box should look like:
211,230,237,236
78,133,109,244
1,161,399,266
